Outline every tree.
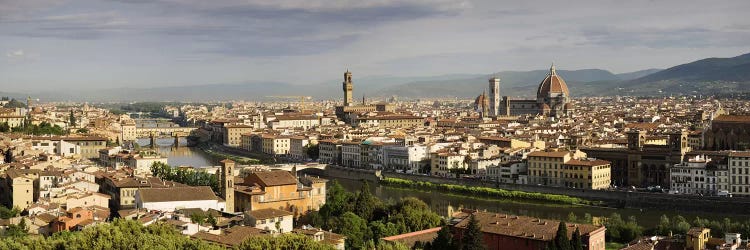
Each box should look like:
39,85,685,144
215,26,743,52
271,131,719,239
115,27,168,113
461,214,485,250
236,233,335,250
69,110,76,127
571,227,583,250
567,212,578,223
432,225,456,250
0,122,9,132
335,212,371,249
354,181,379,221
554,221,571,250
304,144,319,160
657,215,671,235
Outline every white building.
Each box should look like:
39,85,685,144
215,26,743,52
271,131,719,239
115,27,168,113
729,151,750,196
135,186,227,212
383,145,429,173
487,161,528,184
341,142,362,168
244,208,294,234
31,139,80,157
670,155,728,195
430,152,466,177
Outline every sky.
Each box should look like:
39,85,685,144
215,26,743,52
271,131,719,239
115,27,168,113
1,0,750,92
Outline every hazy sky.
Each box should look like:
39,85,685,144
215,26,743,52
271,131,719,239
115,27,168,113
2,0,749,92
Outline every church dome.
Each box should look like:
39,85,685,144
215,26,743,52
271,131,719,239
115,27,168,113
474,93,487,109
536,64,570,98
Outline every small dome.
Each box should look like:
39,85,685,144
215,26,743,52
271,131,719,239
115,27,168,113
537,64,570,98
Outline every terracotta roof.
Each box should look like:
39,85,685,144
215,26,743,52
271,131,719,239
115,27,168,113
246,170,297,187
453,211,603,242
729,151,750,157
536,65,570,98
714,115,750,123
565,159,610,166
246,208,293,220
137,186,219,203
381,227,440,248
528,151,570,158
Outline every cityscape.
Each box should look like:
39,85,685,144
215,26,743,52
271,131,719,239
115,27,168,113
1,1,750,250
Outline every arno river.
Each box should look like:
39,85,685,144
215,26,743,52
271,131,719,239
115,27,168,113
141,138,749,228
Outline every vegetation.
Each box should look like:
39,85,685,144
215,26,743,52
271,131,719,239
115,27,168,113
381,178,586,205
69,110,76,127
300,180,443,249
563,211,750,244
12,122,66,135
304,144,319,160
0,206,21,219
2,98,27,109
0,122,9,132
461,214,485,250
236,234,336,250
151,162,220,193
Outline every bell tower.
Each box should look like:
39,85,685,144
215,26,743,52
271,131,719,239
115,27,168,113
343,70,353,106
488,77,500,117
219,159,235,213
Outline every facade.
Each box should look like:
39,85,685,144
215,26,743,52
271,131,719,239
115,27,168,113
99,174,184,211
261,134,290,156
244,208,294,233
0,115,24,128
451,211,606,250
31,139,80,157
223,125,253,147
288,136,310,160
383,145,429,173
318,140,342,165
704,115,750,150
135,186,226,212
355,115,424,129
220,159,235,213
430,153,467,177
487,161,528,184
729,151,750,196
343,70,353,106
269,115,320,130
488,77,500,117
670,155,729,195
234,171,327,217
582,130,689,187
527,151,575,187
1,169,40,209
497,65,573,118
341,142,362,168
563,159,612,190
120,120,137,142
27,136,107,159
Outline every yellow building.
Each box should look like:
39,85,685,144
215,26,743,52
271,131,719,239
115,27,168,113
430,153,466,177
234,171,327,216
0,115,25,128
686,227,710,250
563,159,612,190
120,120,137,142
527,150,587,187
1,169,40,209
356,115,424,129
223,125,253,147
261,134,290,156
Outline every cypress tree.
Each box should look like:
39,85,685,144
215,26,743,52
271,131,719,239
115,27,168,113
432,225,456,249
555,221,571,250
462,214,485,250
571,227,583,250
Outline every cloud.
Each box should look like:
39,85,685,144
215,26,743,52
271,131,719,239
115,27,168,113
6,50,25,58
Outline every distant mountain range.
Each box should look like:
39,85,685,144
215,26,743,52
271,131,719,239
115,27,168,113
4,52,750,102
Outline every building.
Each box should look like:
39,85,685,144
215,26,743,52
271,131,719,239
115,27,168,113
99,174,185,211
451,211,606,250
191,226,267,248
135,186,226,212
563,158,611,190
488,77,500,117
27,136,107,159
729,151,750,196
430,152,466,177
288,136,311,160
333,70,396,123
269,115,320,130
355,115,424,129
0,115,24,128
383,144,429,173
120,120,137,142
220,159,235,213
30,139,80,157
670,155,729,195
527,150,579,187
223,125,253,147
261,134,290,156
704,115,750,150
318,139,342,165
1,169,40,209
497,65,573,118
233,171,327,217
341,141,362,168
293,226,346,250
582,130,689,187
343,70,353,106
244,208,293,233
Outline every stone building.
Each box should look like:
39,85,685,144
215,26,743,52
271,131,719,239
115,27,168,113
704,115,750,150
496,64,573,118
233,170,327,217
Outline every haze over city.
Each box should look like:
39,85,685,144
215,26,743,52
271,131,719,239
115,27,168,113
2,0,750,92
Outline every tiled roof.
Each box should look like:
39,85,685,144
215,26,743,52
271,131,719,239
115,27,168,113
246,171,297,187
138,186,219,203
452,211,603,242
246,208,293,220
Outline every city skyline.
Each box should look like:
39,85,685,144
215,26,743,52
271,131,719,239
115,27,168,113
2,0,750,92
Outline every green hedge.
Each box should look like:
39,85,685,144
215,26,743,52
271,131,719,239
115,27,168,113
380,177,586,205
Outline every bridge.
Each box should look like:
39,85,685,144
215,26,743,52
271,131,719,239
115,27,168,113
136,127,197,138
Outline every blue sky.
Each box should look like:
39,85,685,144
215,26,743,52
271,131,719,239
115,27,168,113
1,0,749,92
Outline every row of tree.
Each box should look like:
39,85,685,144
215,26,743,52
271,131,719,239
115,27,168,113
300,181,444,249
564,211,750,244
150,162,220,193
4,121,66,135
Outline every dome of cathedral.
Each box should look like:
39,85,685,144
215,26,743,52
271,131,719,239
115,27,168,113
536,64,570,99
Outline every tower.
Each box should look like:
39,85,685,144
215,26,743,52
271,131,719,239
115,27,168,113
26,96,32,109
627,130,646,150
488,77,500,117
668,130,689,154
219,159,235,213
343,70,353,106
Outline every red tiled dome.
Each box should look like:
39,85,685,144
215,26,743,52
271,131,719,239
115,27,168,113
537,64,570,99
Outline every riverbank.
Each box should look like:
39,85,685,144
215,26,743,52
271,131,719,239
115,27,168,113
197,144,261,165
381,177,595,205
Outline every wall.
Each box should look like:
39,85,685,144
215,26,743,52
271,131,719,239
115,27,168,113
323,166,750,214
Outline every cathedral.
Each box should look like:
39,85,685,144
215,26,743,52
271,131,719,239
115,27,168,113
475,64,573,118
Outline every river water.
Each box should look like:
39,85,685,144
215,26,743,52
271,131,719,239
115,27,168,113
143,137,749,228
